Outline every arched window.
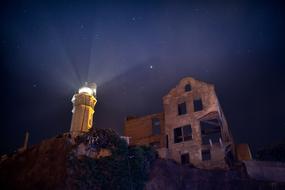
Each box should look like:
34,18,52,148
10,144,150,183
185,84,192,92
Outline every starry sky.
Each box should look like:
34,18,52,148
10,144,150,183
1,1,285,155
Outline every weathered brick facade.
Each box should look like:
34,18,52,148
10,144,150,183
124,113,165,147
124,77,237,169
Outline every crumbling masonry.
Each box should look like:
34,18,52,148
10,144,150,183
124,77,251,169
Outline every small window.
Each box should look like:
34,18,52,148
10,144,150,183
194,98,203,112
152,118,160,126
183,125,192,141
178,102,187,115
152,118,160,135
181,153,190,164
174,127,183,143
185,84,192,92
202,150,211,161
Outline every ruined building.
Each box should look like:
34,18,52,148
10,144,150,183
70,82,97,137
124,77,250,169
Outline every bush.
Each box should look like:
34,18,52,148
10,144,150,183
68,128,157,190
256,140,285,162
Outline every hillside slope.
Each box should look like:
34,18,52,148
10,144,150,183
1,129,284,190
0,136,72,190
0,129,156,190
146,159,285,190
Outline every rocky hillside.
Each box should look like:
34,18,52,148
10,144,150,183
146,160,285,190
0,135,72,190
0,128,156,190
1,129,284,190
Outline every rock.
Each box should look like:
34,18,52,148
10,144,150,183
145,159,285,190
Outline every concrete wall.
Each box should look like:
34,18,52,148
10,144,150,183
243,160,285,182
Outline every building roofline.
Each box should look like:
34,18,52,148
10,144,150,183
125,112,164,121
163,77,215,100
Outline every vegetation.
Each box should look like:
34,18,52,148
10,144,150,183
68,128,157,190
256,140,285,162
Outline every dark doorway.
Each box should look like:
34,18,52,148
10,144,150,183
181,153,190,165
166,135,169,148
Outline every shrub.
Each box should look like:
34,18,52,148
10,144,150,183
256,140,285,162
69,128,157,190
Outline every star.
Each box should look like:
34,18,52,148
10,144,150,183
33,84,37,88
150,65,153,69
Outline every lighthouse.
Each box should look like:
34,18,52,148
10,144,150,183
70,82,97,137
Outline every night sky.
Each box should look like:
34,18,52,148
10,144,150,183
1,1,285,156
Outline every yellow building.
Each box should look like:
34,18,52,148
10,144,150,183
70,83,97,137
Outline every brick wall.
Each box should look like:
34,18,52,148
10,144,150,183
124,112,165,148
123,77,235,169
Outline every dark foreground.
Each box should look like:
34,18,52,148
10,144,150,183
1,130,284,190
